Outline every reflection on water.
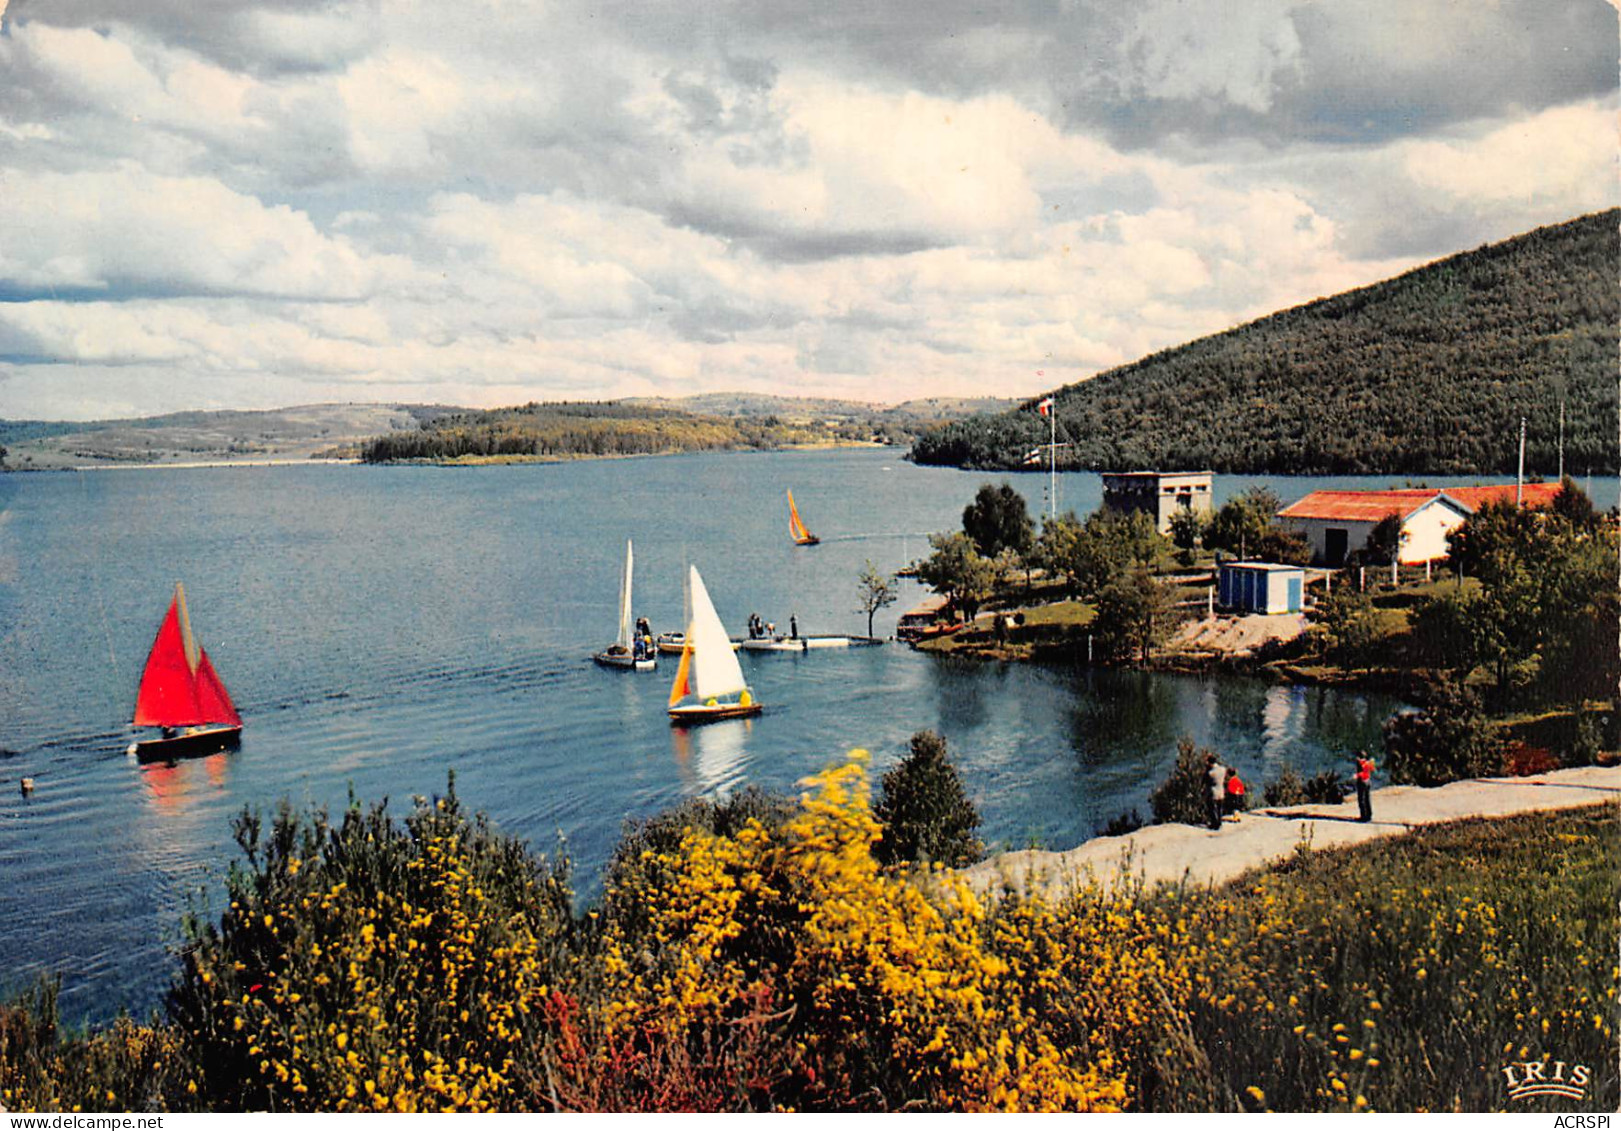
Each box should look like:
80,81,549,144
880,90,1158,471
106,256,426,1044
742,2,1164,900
670,717,752,796
139,751,233,814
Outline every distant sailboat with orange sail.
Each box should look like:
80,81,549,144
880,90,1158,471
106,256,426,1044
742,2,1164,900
787,489,819,545
127,583,243,762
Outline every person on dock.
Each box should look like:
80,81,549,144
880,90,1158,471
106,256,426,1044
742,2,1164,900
1353,751,1374,822
1205,753,1227,830
1224,769,1246,818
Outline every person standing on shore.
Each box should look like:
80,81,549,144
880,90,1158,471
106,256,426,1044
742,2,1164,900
1205,753,1227,830
1353,751,1374,822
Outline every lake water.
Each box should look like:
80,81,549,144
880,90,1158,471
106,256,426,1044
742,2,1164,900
2,450,1607,1021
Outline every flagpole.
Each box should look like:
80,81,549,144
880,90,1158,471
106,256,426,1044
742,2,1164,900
1049,402,1057,520
1516,416,1525,505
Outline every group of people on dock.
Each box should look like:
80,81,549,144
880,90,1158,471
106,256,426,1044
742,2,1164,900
746,612,799,640
1203,750,1374,830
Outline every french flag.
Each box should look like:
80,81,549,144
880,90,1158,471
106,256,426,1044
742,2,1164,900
1035,396,1054,417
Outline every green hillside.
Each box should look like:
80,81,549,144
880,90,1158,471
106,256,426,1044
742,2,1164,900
911,210,1619,475
358,400,861,462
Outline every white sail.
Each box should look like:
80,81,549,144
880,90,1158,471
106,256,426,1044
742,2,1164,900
615,540,635,651
686,565,748,700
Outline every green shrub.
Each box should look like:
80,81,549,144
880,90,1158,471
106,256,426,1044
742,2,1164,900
1099,809,1145,837
873,730,983,868
1262,767,1307,807
1149,739,1221,827
168,779,577,1112
1303,770,1348,804
1382,683,1506,786
0,980,189,1113
1572,711,1604,766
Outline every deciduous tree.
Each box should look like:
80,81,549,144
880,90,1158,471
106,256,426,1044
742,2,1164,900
855,560,898,638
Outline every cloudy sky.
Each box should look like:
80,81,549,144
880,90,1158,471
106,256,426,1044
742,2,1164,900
0,0,1615,420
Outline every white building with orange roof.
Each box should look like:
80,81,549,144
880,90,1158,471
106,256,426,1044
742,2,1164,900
1277,482,1562,566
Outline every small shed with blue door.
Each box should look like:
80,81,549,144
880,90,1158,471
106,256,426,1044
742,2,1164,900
1218,561,1304,615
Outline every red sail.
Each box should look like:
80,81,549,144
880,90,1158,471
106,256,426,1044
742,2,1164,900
194,650,243,726
133,597,204,726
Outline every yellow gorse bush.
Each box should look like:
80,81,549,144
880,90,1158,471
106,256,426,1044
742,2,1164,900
169,785,574,1112
599,752,1126,1111
4,765,1613,1113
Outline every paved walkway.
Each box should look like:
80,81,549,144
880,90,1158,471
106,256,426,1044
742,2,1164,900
960,765,1621,900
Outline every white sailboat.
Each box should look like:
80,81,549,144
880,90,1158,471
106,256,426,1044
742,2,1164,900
594,540,655,671
668,565,761,722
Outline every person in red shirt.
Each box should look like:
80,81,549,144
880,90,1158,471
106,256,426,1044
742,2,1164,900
1224,770,1246,818
1353,751,1374,822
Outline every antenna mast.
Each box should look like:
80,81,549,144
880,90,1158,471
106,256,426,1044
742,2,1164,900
1516,417,1526,505
1557,399,1565,482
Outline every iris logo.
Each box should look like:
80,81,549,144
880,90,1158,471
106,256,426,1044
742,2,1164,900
1500,1056,1590,1102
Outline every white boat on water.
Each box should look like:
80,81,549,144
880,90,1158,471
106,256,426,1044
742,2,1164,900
668,566,762,723
658,630,738,655
594,540,655,671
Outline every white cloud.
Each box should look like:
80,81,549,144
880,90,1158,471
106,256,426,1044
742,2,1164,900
0,167,385,300
1117,0,1304,113
0,0,1611,420
1400,99,1618,210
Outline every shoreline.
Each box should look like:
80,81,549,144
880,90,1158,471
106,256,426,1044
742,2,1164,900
962,763,1620,900
1,441,897,474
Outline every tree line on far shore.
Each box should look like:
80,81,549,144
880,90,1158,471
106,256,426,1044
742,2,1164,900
359,401,849,461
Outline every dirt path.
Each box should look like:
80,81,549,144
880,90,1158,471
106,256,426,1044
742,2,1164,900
961,765,1620,900
1167,612,1307,657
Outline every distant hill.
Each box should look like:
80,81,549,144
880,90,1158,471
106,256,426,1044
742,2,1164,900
356,400,880,463
0,404,449,469
624,392,1014,444
910,210,1619,475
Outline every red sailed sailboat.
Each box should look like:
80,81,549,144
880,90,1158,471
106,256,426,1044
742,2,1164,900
127,583,243,762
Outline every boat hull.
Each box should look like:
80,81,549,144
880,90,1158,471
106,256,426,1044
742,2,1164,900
658,633,739,655
793,536,820,546
738,634,882,651
594,649,656,671
668,702,764,724
128,725,242,763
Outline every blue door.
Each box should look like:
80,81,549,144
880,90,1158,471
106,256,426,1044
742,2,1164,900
1287,575,1302,613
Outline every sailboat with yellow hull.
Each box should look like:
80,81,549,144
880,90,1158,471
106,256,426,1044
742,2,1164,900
668,565,762,723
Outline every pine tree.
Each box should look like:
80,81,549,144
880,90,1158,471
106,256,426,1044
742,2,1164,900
873,731,983,868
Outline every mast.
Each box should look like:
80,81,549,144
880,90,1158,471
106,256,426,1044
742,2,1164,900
1516,417,1525,505
1558,399,1565,482
1035,395,1057,519
174,581,200,673
1049,399,1057,520
616,541,634,650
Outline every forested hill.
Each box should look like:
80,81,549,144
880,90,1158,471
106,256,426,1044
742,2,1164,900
911,209,1619,475
358,401,866,462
